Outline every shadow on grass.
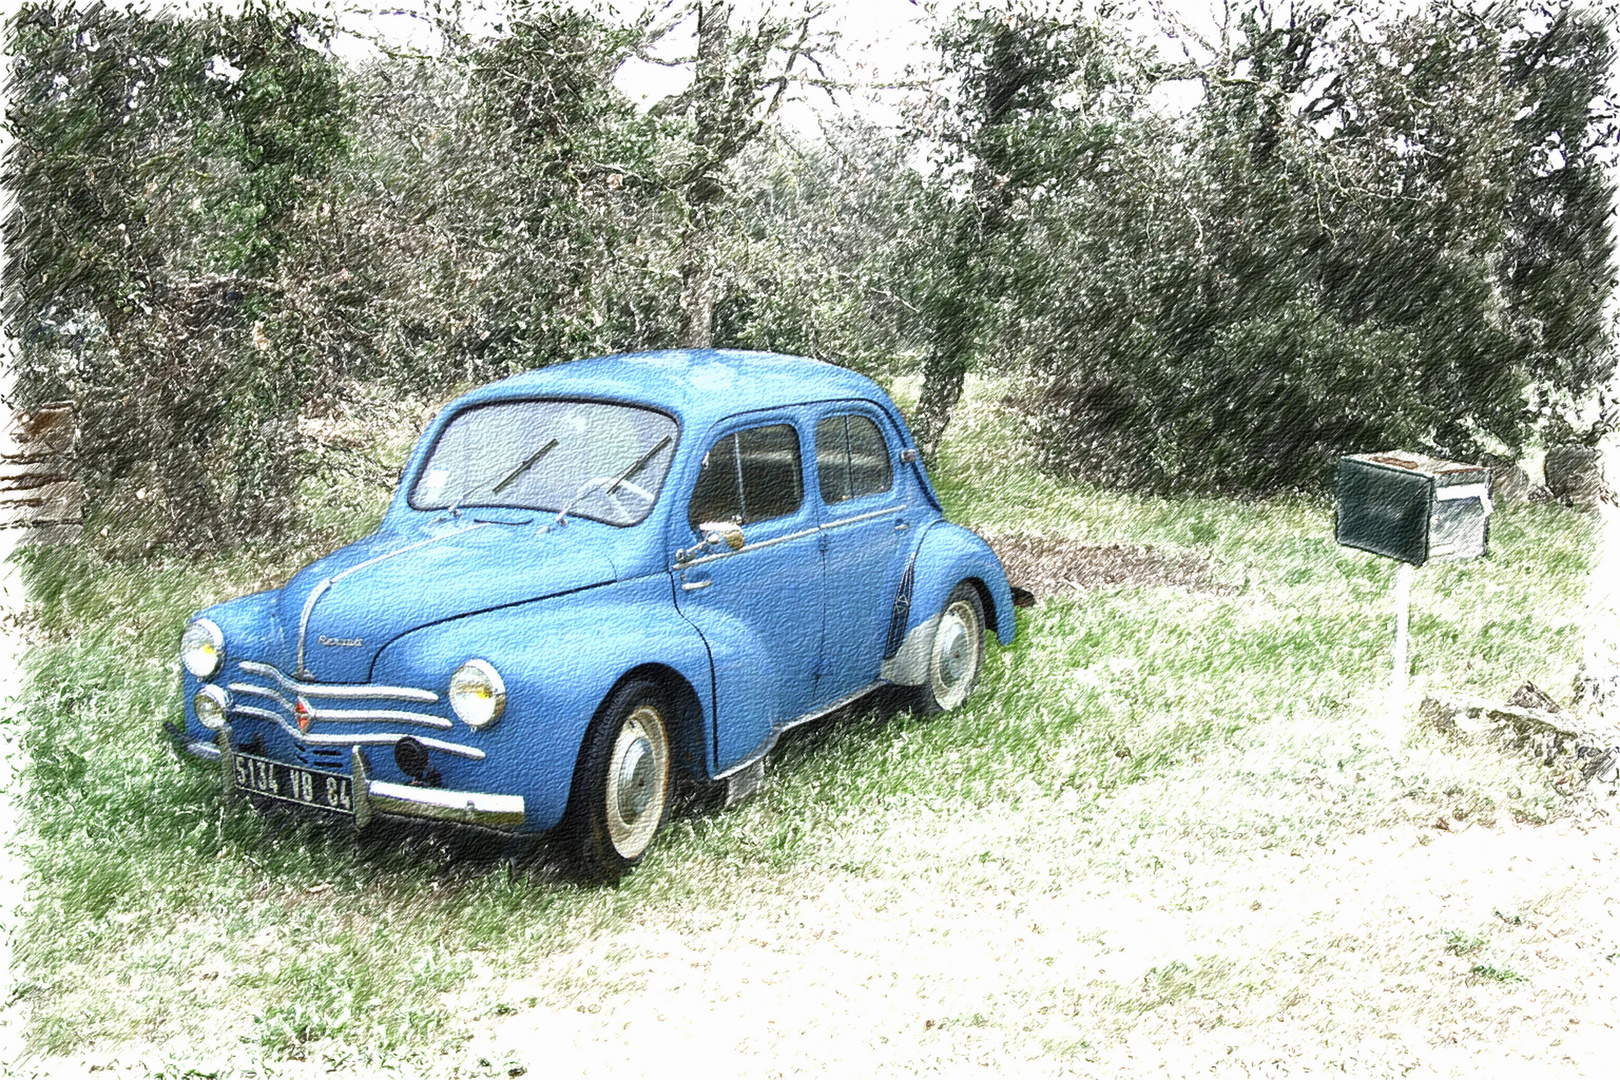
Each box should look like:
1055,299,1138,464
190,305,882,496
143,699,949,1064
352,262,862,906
766,684,919,765
226,685,921,893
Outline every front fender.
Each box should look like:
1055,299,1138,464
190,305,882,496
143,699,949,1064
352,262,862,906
179,591,288,741
882,522,1015,685
370,575,713,833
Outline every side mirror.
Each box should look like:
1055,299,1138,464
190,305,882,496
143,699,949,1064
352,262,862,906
697,520,745,551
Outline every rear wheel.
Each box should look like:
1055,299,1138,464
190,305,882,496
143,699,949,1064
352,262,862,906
916,582,986,715
561,679,672,883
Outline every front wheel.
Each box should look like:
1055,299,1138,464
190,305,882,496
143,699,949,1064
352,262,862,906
915,582,986,715
561,679,672,883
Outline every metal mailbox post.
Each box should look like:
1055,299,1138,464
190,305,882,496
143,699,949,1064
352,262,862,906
1335,453,1494,741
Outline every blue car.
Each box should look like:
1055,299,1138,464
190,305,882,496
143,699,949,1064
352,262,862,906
169,350,1018,880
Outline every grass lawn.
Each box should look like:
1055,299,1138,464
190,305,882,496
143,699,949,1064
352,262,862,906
6,377,1607,1078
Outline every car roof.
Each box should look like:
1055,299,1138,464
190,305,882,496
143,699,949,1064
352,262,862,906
455,349,898,434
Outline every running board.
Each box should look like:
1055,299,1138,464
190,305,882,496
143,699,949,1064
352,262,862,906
714,680,885,804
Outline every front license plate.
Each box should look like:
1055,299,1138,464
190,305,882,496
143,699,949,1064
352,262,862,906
233,751,353,814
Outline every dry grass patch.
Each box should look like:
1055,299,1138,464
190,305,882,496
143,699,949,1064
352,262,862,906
986,533,1232,596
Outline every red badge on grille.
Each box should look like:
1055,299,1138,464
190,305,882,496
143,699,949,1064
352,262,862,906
296,696,313,733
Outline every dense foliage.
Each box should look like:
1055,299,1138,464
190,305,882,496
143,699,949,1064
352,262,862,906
4,2,351,548
4,0,1616,546
921,1,1620,491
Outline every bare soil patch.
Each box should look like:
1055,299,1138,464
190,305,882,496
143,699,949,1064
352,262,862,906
986,533,1230,597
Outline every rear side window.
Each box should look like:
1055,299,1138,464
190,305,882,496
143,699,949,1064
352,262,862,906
815,414,894,505
689,423,804,530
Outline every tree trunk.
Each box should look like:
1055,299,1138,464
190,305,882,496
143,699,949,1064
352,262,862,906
913,248,978,460
914,350,967,462
674,2,731,350
677,217,715,349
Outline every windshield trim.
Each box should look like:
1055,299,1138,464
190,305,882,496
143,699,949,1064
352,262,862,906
404,396,681,527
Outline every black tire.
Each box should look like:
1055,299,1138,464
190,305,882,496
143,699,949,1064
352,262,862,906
560,679,673,884
915,582,986,715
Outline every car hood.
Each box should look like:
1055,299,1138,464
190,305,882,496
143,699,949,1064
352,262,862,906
275,519,619,683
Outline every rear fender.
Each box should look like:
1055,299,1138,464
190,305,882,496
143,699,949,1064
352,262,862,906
881,522,1015,686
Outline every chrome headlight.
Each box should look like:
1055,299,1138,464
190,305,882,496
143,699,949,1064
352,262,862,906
181,619,225,679
193,684,229,730
449,660,506,729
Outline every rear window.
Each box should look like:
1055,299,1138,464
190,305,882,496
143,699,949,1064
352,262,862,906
815,414,893,505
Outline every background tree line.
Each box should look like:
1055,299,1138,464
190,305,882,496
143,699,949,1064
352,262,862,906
4,0,1616,551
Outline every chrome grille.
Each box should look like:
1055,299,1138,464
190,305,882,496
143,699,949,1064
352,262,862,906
291,743,348,771
225,661,485,761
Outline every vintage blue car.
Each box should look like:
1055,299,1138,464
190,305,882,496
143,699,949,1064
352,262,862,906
168,349,1017,880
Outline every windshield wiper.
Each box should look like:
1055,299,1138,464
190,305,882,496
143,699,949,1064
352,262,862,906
607,434,672,495
555,435,673,527
491,438,559,496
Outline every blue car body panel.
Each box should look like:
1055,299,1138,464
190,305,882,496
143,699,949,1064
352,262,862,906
367,575,714,832
907,521,1019,646
174,349,1017,836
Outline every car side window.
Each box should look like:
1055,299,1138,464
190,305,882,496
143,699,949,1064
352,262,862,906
689,423,804,530
815,414,894,506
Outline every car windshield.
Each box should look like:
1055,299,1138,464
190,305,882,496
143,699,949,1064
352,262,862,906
409,399,678,526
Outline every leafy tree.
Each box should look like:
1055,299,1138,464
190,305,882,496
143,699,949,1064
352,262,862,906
319,0,830,389
1499,2,1620,433
909,0,1150,457
711,119,942,373
422,0,661,380
4,1,352,550
1008,0,1618,492
647,0,829,348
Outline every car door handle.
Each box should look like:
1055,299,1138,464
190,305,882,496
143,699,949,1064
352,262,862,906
894,521,909,531
681,578,713,591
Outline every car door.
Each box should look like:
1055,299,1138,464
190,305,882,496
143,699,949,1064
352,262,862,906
673,417,827,774
812,408,913,702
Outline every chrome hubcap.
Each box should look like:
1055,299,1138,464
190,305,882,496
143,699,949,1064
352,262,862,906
938,619,970,687
605,703,669,858
930,599,982,710
616,736,655,821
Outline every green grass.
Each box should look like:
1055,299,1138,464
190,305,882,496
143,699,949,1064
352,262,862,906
8,376,1600,1073
1469,963,1529,985
1441,929,1488,957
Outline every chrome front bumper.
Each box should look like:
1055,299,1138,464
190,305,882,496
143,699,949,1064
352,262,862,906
165,721,526,831
347,743,526,830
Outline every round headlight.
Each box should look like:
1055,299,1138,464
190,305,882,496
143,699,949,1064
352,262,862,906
193,684,229,730
181,619,225,679
449,660,506,729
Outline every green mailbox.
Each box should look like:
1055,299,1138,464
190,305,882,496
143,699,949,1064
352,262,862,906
1336,452,1492,566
